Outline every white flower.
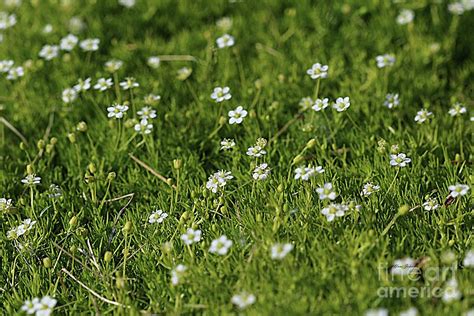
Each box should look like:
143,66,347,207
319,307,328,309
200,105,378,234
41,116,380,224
448,102,467,116
48,184,62,198
60,34,78,51
253,163,270,180
316,183,337,200
206,170,232,193
220,138,235,150
365,308,389,316
0,198,13,212
228,106,248,124
270,243,294,260
107,103,129,119
216,34,235,48
376,54,396,68
0,59,14,73
120,77,139,90
32,296,57,316
442,277,461,303
62,88,77,103
147,56,160,69
39,45,59,61
148,209,168,224
22,218,36,231
211,86,231,103
312,98,329,111
209,235,233,255
137,106,157,119
0,12,16,30
299,97,314,111
80,38,100,51
181,228,202,245
400,307,418,316
4,0,22,9
144,94,161,105
333,97,350,112
397,9,415,25
306,63,328,79
216,17,233,30
294,165,324,181
134,118,153,134
73,78,91,92
391,257,417,275
448,184,470,197
422,198,439,211
93,78,113,91
361,183,380,196
171,264,187,286
21,174,41,186
21,298,40,315
390,153,411,167
448,2,465,15
105,59,123,72
463,250,474,267
231,292,256,309
414,109,433,123
321,203,348,221
384,93,399,109
6,66,23,80
68,16,85,33
119,0,135,8
465,309,474,316
176,67,192,80
42,24,53,34
246,145,266,157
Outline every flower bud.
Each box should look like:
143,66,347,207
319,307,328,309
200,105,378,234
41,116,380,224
37,139,45,150
69,215,78,227
20,142,26,150
76,121,88,132
173,159,182,170
122,221,132,234
104,251,113,263
398,205,410,215
88,163,96,174
292,154,304,165
46,144,54,154
26,164,34,175
218,116,227,125
107,172,116,181
50,137,58,145
67,133,76,143
166,178,173,186
306,138,317,149
43,257,52,268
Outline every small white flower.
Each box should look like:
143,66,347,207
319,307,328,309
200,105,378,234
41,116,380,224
316,183,337,200
414,109,433,123
365,308,389,316
68,16,85,33
34,295,57,316
73,78,91,92
294,165,324,181
391,257,417,276
333,97,350,112
306,63,328,79
376,54,396,68
231,292,256,309
134,118,153,134
216,17,233,31
120,77,139,90
143,94,161,105
209,235,233,255
448,184,470,197
0,12,16,30
105,59,123,72
148,209,168,224
94,78,113,91
390,153,411,167
448,102,467,116
384,93,399,109
321,203,348,222
21,298,40,315
147,56,160,69
107,103,129,119
60,34,78,51
442,277,461,303
39,45,59,61
216,34,235,48
171,264,187,286
119,0,136,8
220,138,235,150
228,106,248,124
463,250,474,267
42,24,53,34
253,163,270,180
206,170,232,193
6,66,24,80
62,88,77,103
270,243,294,260
361,183,380,196
80,38,100,51
299,97,314,111
137,106,157,119
0,198,13,212
0,60,14,73
448,2,465,15
400,307,418,316
211,86,231,103
22,218,36,231
181,228,202,245
21,174,41,186
246,145,266,158
397,9,415,25
312,98,329,111
422,198,439,211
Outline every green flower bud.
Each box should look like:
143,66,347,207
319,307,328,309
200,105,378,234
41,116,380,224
69,215,78,227
122,221,132,234
37,139,45,150
173,159,182,170
398,205,410,215
76,121,88,132
104,251,113,263
43,257,52,268
67,133,76,144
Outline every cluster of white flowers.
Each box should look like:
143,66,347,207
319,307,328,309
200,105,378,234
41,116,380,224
206,170,233,193
7,218,36,240
246,138,267,158
0,59,23,80
270,243,294,260
448,0,474,15
0,11,16,30
252,163,270,181
220,138,236,150
107,103,129,119
0,197,13,212
38,35,99,61
309,97,350,112
294,165,324,181
21,296,57,316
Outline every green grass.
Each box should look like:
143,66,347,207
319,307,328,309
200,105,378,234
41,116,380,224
0,0,473,315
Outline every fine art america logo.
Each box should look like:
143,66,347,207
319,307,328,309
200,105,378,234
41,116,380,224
377,257,462,301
